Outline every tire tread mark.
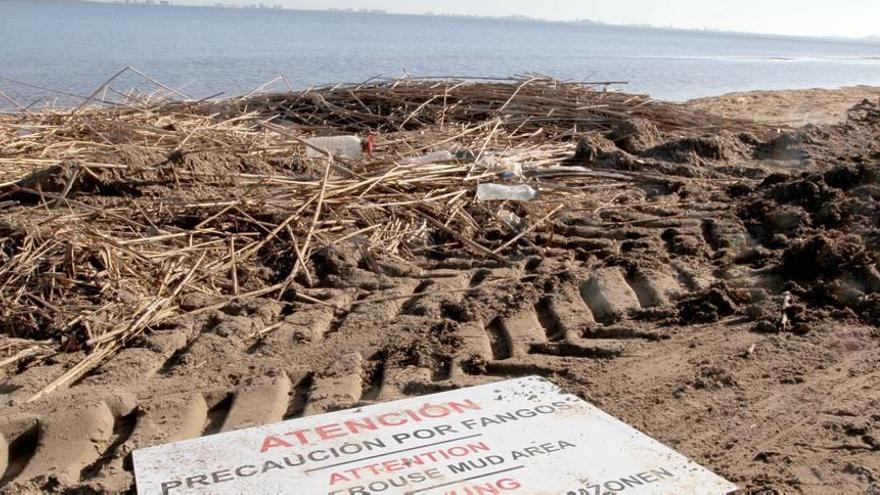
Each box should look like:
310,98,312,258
534,298,563,341
201,394,234,437
0,423,38,487
500,311,547,358
13,403,114,484
484,317,511,361
76,328,192,388
80,410,138,481
302,353,364,416
221,373,292,433
580,267,642,323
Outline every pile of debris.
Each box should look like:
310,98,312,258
0,76,757,401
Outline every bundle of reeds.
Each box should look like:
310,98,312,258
237,75,753,136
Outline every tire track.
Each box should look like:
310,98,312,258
0,209,763,491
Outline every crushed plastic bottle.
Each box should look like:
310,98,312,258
475,153,523,178
476,183,538,202
401,150,454,165
305,135,362,159
497,208,523,227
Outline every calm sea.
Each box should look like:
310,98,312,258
1,0,880,107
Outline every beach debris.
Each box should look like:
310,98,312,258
497,208,523,227
244,76,749,137
400,150,454,165
304,135,362,159
362,132,375,157
0,74,765,400
476,183,538,201
476,152,524,177
780,291,794,332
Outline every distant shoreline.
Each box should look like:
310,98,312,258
12,0,878,45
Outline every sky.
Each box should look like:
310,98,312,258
192,0,880,38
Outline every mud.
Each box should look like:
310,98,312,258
2,91,880,495
609,117,662,154
736,158,880,333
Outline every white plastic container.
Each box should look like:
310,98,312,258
304,135,362,159
400,150,454,165
476,183,538,201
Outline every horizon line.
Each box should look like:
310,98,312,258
22,0,880,42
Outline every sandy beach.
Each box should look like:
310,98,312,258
689,85,880,126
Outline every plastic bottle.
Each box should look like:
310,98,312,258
401,150,455,165
476,183,538,202
305,135,362,159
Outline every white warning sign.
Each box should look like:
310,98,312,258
133,376,738,494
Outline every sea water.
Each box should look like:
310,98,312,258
1,0,879,108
